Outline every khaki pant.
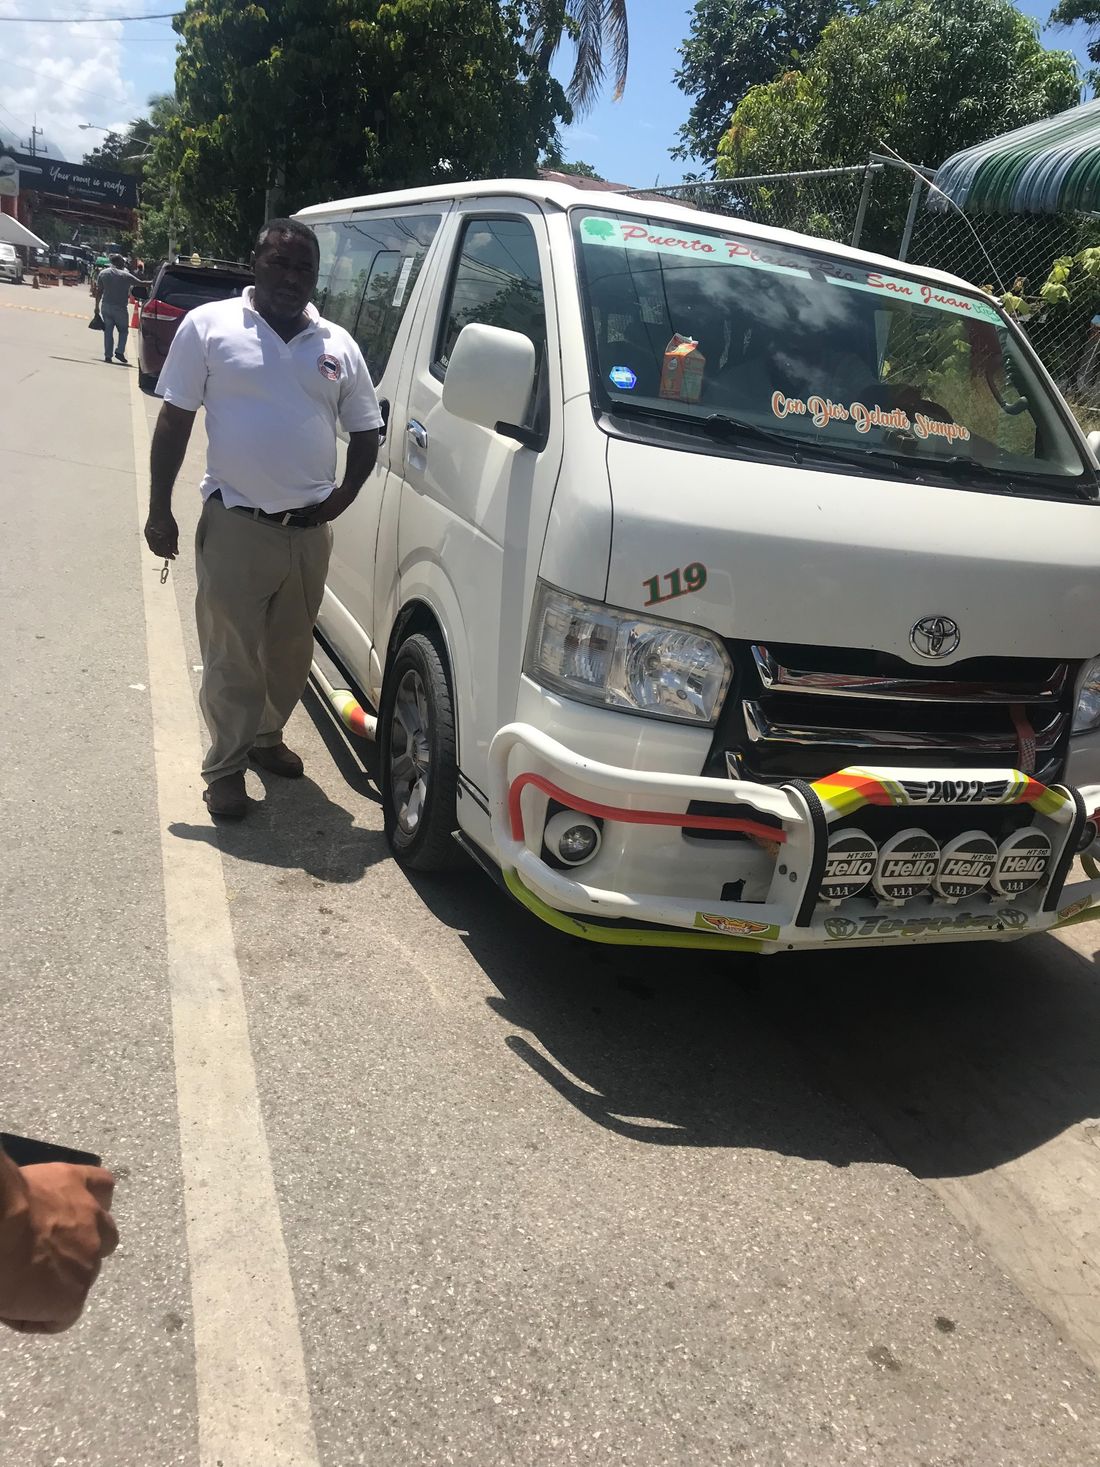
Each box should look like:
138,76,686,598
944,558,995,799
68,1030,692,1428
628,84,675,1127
195,495,332,783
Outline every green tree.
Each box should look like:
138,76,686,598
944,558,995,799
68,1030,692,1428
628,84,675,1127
718,0,1079,180
538,143,606,178
1050,0,1100,88
527,0,629,113
159,0,569,259
672,0,855,166
82,131,131,172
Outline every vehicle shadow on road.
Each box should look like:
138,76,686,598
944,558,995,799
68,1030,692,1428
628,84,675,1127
750,931,1100,1180
408,862,1100,1176
168,768,388,883
403,863,891,1167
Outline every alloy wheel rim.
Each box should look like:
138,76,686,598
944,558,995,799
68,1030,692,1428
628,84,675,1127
390,668,431,834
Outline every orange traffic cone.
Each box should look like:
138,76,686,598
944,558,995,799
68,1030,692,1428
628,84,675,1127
129,299,140,328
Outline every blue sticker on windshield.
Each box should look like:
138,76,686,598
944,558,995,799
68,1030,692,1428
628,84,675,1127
609,365,637,390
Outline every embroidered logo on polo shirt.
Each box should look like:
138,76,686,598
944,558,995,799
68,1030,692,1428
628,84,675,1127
317,353,342,381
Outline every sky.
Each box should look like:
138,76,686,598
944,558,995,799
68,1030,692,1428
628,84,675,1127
0,0,1095,179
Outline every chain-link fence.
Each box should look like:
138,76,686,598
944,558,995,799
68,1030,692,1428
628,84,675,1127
631,160,1100,430
629,165,875,247
906,204,1100,431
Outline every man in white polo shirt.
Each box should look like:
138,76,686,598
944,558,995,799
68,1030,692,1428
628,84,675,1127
143,217,383,819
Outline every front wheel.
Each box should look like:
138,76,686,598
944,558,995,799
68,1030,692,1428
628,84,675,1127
379,631,459,871
137,368,157,393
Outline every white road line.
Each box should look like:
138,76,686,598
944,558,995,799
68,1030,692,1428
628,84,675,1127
129,376,320,1467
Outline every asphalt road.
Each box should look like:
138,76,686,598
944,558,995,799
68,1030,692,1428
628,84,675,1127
3,281,1100,1466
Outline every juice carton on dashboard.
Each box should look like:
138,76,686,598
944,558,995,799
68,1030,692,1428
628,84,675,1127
659,335,705,403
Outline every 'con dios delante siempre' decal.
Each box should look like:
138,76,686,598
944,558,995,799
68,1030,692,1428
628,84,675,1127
771,392,972,444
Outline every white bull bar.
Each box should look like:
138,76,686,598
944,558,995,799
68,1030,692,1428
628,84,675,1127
487,722,1100,952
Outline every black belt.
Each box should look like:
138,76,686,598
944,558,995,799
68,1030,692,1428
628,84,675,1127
209,488,321,528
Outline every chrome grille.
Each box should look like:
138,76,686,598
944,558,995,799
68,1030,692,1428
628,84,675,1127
727,643,1074,785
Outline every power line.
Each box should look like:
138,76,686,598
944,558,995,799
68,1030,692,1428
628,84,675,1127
0,10,182,21
0,54,132,106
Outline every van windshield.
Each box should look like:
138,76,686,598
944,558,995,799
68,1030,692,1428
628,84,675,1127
572,210,1090,488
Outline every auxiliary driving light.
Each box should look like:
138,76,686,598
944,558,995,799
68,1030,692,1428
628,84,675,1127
991,827,1051,897
544,810,603,867
819,827,878,903
872,828,940,902
933,831,997,901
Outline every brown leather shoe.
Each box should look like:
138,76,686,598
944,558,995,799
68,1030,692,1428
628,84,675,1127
249,742,304,779
203,771,249,819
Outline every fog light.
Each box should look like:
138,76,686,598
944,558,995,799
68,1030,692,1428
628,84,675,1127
544,810,602,867
872,828,939,902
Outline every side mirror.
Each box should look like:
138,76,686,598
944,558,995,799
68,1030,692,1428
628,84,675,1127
442,323,537,442
1088,430,1100,463
130,283,149,302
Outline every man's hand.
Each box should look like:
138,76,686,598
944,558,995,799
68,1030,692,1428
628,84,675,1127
304,484,357,526
145,512,179,559
0,1163,119,1334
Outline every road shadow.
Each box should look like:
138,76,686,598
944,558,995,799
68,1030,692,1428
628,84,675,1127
303,686,1100,1177
403,860,1100,1177
169,766,388,883
400,863,888,1167
750,931,1100,1180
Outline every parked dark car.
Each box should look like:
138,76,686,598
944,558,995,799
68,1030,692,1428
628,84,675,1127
136,258,253,391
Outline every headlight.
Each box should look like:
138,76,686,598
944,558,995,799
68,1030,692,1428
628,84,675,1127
1074,656,1100,733
524,582,732,725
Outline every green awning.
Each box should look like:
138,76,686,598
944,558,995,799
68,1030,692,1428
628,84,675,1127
933,99,1100,215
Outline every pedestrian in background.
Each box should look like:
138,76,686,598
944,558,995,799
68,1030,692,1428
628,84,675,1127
143,218,383,819
93,253,143,366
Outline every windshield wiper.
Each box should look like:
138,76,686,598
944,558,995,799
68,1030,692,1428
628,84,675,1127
669,406,915,473
885,449,1097,500
607,400,902,470
606,401,1098,497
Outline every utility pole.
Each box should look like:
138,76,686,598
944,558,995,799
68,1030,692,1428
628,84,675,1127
26,117,43,158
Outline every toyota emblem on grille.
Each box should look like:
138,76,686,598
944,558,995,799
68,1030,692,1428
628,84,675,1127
910,615,960,659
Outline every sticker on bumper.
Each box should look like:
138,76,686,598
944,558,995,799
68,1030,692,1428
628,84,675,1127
694,912,778,939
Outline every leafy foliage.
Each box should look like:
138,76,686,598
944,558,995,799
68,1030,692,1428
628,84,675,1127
672,0,855,166
538,143,606,178
527,0,629,113
155,0,569,258
1050,0,1100,87
716,0,1079,179
1038,247,1100,311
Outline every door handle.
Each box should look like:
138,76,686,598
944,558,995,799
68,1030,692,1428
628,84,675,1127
406,419,428,451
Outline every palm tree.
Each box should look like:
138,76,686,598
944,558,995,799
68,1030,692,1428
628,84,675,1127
530,0,630,115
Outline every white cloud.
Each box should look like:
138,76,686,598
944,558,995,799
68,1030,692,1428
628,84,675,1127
0,0,141,162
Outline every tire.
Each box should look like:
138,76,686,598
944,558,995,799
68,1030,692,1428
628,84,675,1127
379,630,460,871
138,368,157,394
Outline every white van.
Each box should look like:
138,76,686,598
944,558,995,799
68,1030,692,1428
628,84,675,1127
296,180,1100,954
0,242,23,284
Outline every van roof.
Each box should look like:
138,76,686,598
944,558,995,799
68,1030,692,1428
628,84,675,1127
294,177,991,301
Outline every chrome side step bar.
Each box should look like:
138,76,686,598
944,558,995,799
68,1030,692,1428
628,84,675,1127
310,638,378,743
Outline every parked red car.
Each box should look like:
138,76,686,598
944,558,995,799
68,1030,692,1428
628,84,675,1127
136,258,254,391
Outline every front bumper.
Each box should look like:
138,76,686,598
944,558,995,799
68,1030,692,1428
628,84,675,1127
488,722,1100,952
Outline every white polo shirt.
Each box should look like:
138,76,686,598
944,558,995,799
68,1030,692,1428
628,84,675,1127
156,287,384,514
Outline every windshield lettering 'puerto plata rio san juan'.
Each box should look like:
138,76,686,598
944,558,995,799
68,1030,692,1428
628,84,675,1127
574,212,1090,491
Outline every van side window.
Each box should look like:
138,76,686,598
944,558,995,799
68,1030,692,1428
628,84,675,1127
436,217,546,425
312,214,441,379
